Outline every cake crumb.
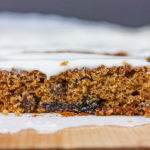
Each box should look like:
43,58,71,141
78,113,88,116
11,67,15,71
32,114,43,117
60,61,69,66
61,112,88,117
2,109,8,116
146,57,150,62
15,111,20,117
95,110,104,116
145,110,150,118
122,60,128,65
61,112,76,117
127,120,133,123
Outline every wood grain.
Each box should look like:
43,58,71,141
0,124,150,149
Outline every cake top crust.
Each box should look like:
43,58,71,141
0,50,149,78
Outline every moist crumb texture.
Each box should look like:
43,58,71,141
0,65,150,116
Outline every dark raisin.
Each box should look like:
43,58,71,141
41,101,76,112
20,95,32,110
125,70,135,78
132,91,139,96
41,96,106,114
40,78,44,83
0,101,4,105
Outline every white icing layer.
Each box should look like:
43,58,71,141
0,56,149,78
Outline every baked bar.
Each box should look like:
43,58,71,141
0,55,150,116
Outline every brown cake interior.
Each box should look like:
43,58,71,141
0,65,150,116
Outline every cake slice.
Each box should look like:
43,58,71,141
0,52,150,116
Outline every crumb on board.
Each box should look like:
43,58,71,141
15,111,21,117
122,60,128,65
32,114,43,117
78,113,88,116
61,112,88,117
2,109,8,116
61,112,76,117
127,120,133,123
60,61,69,66
49,114,58,117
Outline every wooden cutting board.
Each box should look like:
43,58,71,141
1,124,150,149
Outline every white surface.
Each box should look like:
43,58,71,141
0,113,150,134
0,13,150,134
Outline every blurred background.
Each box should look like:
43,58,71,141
0,0,150,26
0,0,150,55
